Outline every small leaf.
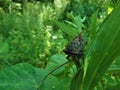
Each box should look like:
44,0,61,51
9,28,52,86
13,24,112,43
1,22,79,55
55,21,80,38
0,42,9,54
74,15,84,31
108,56,120,73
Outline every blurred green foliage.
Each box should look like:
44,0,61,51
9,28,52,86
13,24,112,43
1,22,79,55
0,0,120,90
0,1,68,68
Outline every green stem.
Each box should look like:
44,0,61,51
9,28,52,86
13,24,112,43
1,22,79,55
37,61,70,90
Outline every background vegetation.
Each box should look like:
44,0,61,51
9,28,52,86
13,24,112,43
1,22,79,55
0,0,120,90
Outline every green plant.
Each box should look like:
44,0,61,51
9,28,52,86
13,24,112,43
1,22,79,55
0,0,120,90
71,2,120,90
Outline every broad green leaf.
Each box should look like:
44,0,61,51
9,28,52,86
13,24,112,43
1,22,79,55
55,78,71,90
0,63,58,90
45,54,68,75
71,2,120,90
0,63,39,90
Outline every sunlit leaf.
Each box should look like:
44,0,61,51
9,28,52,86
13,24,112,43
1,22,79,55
55,21,80,38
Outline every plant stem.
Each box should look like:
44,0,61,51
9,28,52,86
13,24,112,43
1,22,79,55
37,61,70,90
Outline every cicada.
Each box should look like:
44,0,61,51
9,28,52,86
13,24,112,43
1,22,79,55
63,33,85,68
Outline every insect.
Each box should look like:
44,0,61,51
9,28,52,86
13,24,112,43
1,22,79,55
63,33,85,68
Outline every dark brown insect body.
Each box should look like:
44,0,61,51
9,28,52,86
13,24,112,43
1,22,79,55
63,34,85,68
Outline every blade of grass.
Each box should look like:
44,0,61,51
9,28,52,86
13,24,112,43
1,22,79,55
83,2,120,90
71,2,120,90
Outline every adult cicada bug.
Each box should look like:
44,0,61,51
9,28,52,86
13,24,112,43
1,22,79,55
63,33,85,68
